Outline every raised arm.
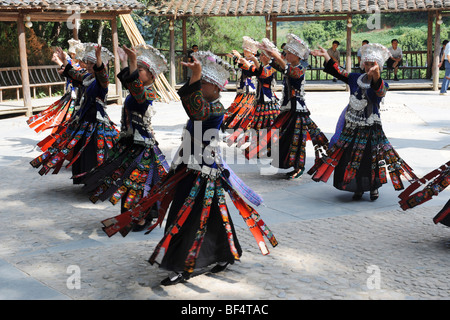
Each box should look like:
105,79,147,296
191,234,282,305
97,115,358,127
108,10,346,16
179,56,211,121
312,46,349,83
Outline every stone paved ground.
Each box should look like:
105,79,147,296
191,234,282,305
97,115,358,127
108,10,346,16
0,91,449,301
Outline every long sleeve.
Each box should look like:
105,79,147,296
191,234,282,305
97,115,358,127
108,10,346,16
63,63,88,83
284,64,305,79
323,59,349,84
118,67,159,104
63,62,109,89
92,63,109,89
255,64,276,79
178,80,210,121
238,62,258,75
371,77,388,98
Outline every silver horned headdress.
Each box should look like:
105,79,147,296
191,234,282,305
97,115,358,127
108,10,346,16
75,43,114,65
134,44,168,77
360,43,391,71
67,38,82,54
192,51,235,91
284,33,310,60
242,36,259,55
260,38,279,57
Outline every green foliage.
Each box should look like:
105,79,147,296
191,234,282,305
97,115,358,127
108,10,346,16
399,27,428,51
301,23,327,48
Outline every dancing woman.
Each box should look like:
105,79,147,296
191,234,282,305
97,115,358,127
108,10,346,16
245,34,329,179
80,44,170,224
30,43,119,184
27,39,84,134
101,51,277,286
309,43,417,200
225,38,280,146
222,36,259,132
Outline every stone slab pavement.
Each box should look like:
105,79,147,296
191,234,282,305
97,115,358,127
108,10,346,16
0,90,449,301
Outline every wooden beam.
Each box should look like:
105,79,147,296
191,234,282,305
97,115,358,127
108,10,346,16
432,11,441,91
6,11,132,22
111,16,123,105
265,16,270,39
17,14,32,116
272,15,348,22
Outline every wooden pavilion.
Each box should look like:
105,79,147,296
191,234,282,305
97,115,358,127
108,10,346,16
0,0,145,116
144,0,450,91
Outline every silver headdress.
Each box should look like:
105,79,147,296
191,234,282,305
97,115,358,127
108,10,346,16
260,38,279,57
242,36,259,55
75,42,114,65
67,38,82,54
284,33,310,60
192,51,235,91
360,43,391,71
134,44,168,77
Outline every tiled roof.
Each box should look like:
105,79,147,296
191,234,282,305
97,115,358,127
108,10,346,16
0,0,144,11
145,0,450,16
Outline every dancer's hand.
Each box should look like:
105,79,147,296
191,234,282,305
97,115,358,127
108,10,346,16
95,44,103,68
117,46,128,69
181,56,202,84
367,64,381,82
310,46,331,62
55,47,67,66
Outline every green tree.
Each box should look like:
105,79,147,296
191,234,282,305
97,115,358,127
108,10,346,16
301,23,327,48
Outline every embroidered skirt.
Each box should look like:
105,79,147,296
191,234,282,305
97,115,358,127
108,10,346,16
398,161,449,226
225,99,281,147
101,164,278,274
79,134,169,212
245,110,329,172
309,124,417,193
30,117,119,183
222,92,256,131
27,92,76,134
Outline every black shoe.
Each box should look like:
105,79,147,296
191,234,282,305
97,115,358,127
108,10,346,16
211,262,230,274
394,76,399,81
370,189,379,201
352,191,364,200
160,272,189,286
132,209,158,232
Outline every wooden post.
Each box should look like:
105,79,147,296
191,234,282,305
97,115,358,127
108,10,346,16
17,14,32,116
169,18,176,87
182,18,187,56
182,18,187,81
73,19,79,40
346,14,352,73
432,11,441,91
272,19,277,46
111,16,123,104
265,16,270,39
346,15,352,92
426,11,433,79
